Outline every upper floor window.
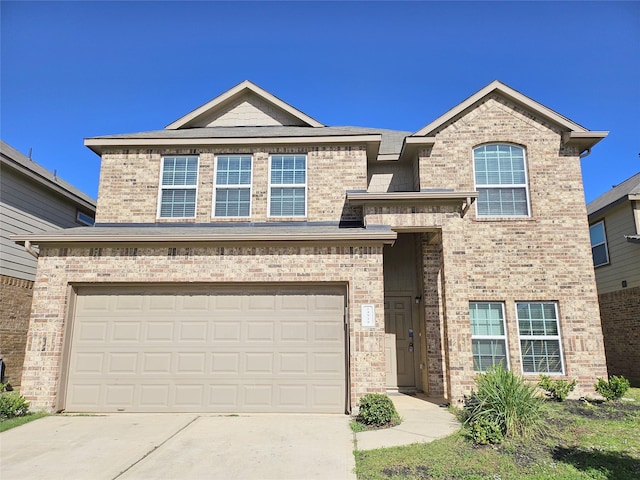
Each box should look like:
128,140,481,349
214,155,252,217
158,156,198,218
589,221,609,267
269,154,306,217
474,144,530,217
469,302,509,372
517,302,564,374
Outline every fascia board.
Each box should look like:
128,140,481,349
84,135,382,154
165,80,324,129
413,80,588,137
347,191,479,206
11,230,397,245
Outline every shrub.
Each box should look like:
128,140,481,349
0,384,30,420
357,393,400,427
467,417,504,445
595,375,630,401
539,375,577,402
462,365,543,443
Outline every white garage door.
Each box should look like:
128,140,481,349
65,285,346,413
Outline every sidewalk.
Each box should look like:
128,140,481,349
354,393,460,450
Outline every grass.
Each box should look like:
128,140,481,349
0,411,49,433
354,387,640,479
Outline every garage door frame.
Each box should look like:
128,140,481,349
59,282,350,413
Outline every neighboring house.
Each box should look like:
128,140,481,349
14,80,608,414
587,172,640,386
0,140,96,387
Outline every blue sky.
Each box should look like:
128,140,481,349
2,1,638,202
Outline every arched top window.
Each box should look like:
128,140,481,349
473,144,530,217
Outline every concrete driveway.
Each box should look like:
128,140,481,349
0,413,356,480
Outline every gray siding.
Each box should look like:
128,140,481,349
592,202,640,294
0,166,90,228
0,203,59,280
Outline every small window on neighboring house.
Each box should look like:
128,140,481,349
158,156,198,218
76,211,95,226
214,155,252,217
589,221,609,267
474,144,530,217
517,302,564,374
469,302,509,372
269,154,306,217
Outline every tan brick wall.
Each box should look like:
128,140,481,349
425,95,608,402
0,275,33,388
95,146,367,224
598,286,640,386
21,244,385,411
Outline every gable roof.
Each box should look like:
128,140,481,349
166,80,325,129
0,140,96,210
587,171,640,218
412,81,607,151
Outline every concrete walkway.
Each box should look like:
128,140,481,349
355,393,460,450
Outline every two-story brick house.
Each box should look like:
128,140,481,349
14,80,608,413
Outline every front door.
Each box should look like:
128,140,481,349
384,297,416,388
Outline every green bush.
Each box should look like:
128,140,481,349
467,417,504,445
357,393,400,427
595,375,631,401
539,375,577,402
0,384,30,420
462,365,543,443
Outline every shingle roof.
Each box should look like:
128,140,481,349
87,126,411,155
11,222,397,244
0,140,96,208
587,171,640,217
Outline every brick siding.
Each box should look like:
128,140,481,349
599,287,640,386
0,275,34,388
21,244,385,411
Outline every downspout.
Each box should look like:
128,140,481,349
24,240,39,259
579,148,592,159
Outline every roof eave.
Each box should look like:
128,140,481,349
84,135,382,159
562,131,609,152
11,230,397,245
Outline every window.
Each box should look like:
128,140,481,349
158,156,198,218
76,211,95,226
474,144,529,217
469,302,508,372
269,154,306,217
214,155,252,217
589,221,609,267
517,302,564,374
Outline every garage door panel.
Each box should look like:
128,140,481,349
67,286,346,413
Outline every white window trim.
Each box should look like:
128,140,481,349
473,143,531,218
516,301,565,375
267,154,307,218
212,154,253,219
156,155,199,219
470,302,510,372
589,220,610,267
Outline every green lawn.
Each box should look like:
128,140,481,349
355,388,640,480
0,411,49,433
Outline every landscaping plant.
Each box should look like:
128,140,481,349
595,375,631,401
357,393,401,427
538,374,576,401
0,383,30,420
462,365,543,443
